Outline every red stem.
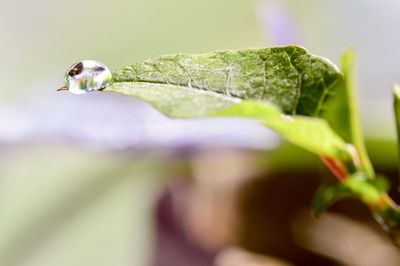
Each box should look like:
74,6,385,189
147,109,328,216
320,156,348,181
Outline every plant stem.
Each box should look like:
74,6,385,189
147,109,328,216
371,194,400,246
320,155,348,181
393,84,400,173
341,51,374,176
380,84,400,245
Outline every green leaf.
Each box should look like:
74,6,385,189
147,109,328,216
323,50,374,176
312,173,390,215
322,61,350,143
107,46,341,118
312,184,351,216
105,46,348,159
109,82,239,118
215,101,350,160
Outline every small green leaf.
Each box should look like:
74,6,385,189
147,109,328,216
215,101,350,160
312,184,351,216
107,46,341,118
312,174,391,215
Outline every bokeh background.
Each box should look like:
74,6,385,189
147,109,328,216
1,0,400,265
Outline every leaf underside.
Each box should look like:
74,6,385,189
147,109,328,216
108,46,341,118
215,101,349,159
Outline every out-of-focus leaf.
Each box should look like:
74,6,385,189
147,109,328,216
322,53,351,143
312,184,351,216
107,46,341,118
323,50,373,175
312,174,390,215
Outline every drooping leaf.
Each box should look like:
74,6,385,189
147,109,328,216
312,184,352,216
215,101,350,160
312,174,390,215
323,50,373,176
107,46,341,118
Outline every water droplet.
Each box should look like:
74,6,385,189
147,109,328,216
64,60,112,94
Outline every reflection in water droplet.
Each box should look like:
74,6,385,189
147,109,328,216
64,60,112,94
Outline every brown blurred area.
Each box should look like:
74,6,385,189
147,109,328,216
154,149,400,266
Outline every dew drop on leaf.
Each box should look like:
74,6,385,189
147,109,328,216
63,60,112,94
